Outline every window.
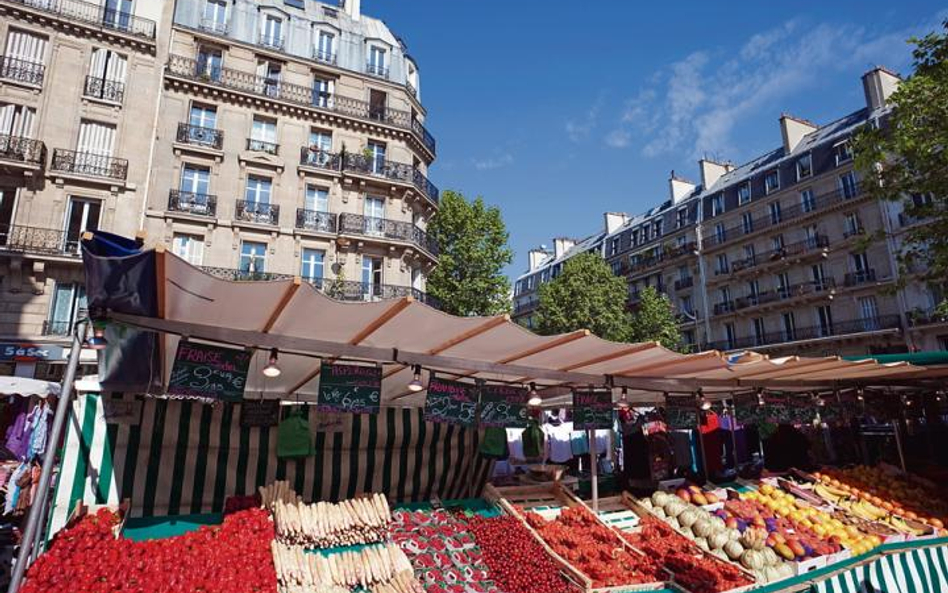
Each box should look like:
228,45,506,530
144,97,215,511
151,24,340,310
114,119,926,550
844,212,861,237
364,196,385,235
284,0,304,8
858,296,880,330
189,103,217,130
172,233,204,265
609,237,620,256
816,305,834,337
781,312,796,341
800,189,815,213
676,235,687,248
202,0,228,33
300,248,325,282
803,224,818,243
743,244,756,261
366,141,386,174
715,253,728,274
305,185,329,212
752,318,765,346
811,264,827,289
86,48,127,101
245,175,272,204
850,252,869,273
103,0,133,30
737,183,751,205
711,194,725,216
180,164,210,196
362,256,383,298
677,265,689,281
764,170,780,194
3,30,47,85
796,154,812,180
771,235,785,252
197,45,223,81
77,120,115,158
680,295,693,316
775,272,789,298
677,208,688,228
714,222,725,243
769,201,782,224
0,103,35,138
839,171,858,199
631,229,639,246
315,30,335,63
260,14,284,49
747,279,760,302
641,225,650,243
47,283,86,336
313,76,334,108
239,241,267,273
835,141,853,166
741,212,753,234
653,219,663,237
367,45,387,77
719,286,731,304
724,323,736,349
0,188,15,242
64,197,100,253
256,59,282,97
250,115,277,153
610,260,622,275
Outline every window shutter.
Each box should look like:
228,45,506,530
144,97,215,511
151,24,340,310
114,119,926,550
5,30,47,64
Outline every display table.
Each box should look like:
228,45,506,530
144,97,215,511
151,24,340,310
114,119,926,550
121,513,222,541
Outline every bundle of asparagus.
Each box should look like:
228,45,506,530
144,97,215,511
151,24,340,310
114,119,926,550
372,570,426,593
260,480,302,509
273,494,392,548
271,541,416,591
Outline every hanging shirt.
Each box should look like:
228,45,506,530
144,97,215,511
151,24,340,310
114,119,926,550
27,403,52,460
4,399,30,461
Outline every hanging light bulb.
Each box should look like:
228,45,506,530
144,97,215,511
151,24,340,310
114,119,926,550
757,387,765,407
700,396,712,411
408,364,424,392
618,386,629,410
85,320,109,351
527,383,542,407
262,348,281,378
857,387,865,402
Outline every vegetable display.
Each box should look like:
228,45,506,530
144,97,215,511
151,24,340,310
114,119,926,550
271,541,422,593
273,494,392,548
464,514,572,593
22,508,277,593
524,506,663,588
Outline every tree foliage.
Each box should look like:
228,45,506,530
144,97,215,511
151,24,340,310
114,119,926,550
853,21,948,298
535,252,682,350
426,190,513,316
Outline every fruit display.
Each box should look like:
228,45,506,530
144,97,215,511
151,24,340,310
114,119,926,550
271,540,423,593
640,491,793,585
524,506,664,588
622,514,754,593
814,466,947,531
22,508,277,593
670,483,724,506
464,514,573,593
736,485,882,557
389,509,500,593
273,493,393,548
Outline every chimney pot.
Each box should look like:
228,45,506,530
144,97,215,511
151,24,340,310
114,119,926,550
780,114,818,154
862,66,901,111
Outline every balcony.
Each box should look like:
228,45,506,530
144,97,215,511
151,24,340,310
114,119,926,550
176,122,224,150
0,224,74,257
235,200,279,226
4,0,157,38
295,208,336,233
713,301,735,315
898,212,927,227
50,149,128,181
0,134,45,168
246,138,279,155
406,81,417,98
706,315,902,351
258,33,285,52
705,185,861,248
729,235,829,274
168,189,217,218
629,241,696,275
299,148,440,206
844,269,877,287
199,18,228,35
0,55,45,86
365,62,389,79
313,49,336,65
166,55,437,156
338,213,438,256
513,298,539,317
83,75,125,103
843,226,866,239
674,276,694,291
907,308,948,328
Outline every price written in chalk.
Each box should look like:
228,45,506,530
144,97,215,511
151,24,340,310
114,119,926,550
425,377,477,427
317,362,381,414
167,342,251,402
573,390,613,430
479,384,529,428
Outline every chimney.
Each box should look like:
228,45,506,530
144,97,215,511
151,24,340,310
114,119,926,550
698,159,730,191
528,248,550,272
779,114,818,153
553,237,576,259
668,171,696,205
862,66,900,111
340,0,361,20
604,212,628,234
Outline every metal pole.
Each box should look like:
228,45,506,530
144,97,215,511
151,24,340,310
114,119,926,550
588,429,598,512
8,324,85,593
892,421,907,474
727,400,738,470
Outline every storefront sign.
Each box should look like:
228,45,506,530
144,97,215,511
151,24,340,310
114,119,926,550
240,399,281,428
317,362,381,414
424,377,477,427
573,390,613,430
102,398,141,425
478,384,528,428
664,394,698,429
167,342,250,402
0,343,65,362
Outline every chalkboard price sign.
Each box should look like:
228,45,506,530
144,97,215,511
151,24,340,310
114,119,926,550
573,390,613,430
664,394,698,429
318,362,381,414
240,399,281,428
479,384,528,428
425,377,477,427
167,342,250,402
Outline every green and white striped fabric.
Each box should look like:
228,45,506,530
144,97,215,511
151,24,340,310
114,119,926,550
812,545,948,593
49,394,493,535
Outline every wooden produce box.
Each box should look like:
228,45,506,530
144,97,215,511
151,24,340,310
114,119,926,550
66,499,130,538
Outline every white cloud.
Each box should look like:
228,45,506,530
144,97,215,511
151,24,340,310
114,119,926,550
604,12,947,160
472,152,513,171
565,94,606,143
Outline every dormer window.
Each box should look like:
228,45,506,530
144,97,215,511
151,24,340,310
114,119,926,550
406,60,419,97
737,183,751,205
796,154,812,180
835,141,853,165
367,45,388,78
764,170,780,194
315,29,336,64
201,0,228,34
260,14,285,50
711,194,725,216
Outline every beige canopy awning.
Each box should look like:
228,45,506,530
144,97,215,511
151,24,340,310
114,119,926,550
108,251,947,406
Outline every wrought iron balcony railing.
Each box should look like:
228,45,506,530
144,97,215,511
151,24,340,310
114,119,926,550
706,315,901,351
83,75,125,102
298,148,440,205
629,241,696,274
406,81,417,98
258,33,285,51
907,308,948,327
166,55,436,155
199,18,228,34
168,189,217,217
299,147,343,172
6,0,157,38
313,49,336,65
0,223,80,256
246,138,279,155
176,122,224,150
295,208,336,233
674,276,694,291
844,268,877,286
338,213,438,256
235,199,279,225
713,301,735,316
50,149,128,181
0,55,45,86
365,62,389,79
729,235,829,274
0,134,45,167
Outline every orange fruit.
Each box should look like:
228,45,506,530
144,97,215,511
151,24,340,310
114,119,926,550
905,511,918,520
930,518,944,529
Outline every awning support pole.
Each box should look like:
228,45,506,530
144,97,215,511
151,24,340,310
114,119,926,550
893,420,907,473
7,324,84,593
588,429,598,512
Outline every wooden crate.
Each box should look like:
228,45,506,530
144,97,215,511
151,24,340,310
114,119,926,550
65,499,130,538
483,482,586,521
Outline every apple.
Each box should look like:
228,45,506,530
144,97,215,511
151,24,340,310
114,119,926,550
676,488,692,503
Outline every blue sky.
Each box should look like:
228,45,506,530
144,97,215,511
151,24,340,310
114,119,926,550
377,1,947,278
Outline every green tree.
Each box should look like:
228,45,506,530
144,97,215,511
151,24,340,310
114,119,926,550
853,22,948,302
426,190,513,316
627,286,683,351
